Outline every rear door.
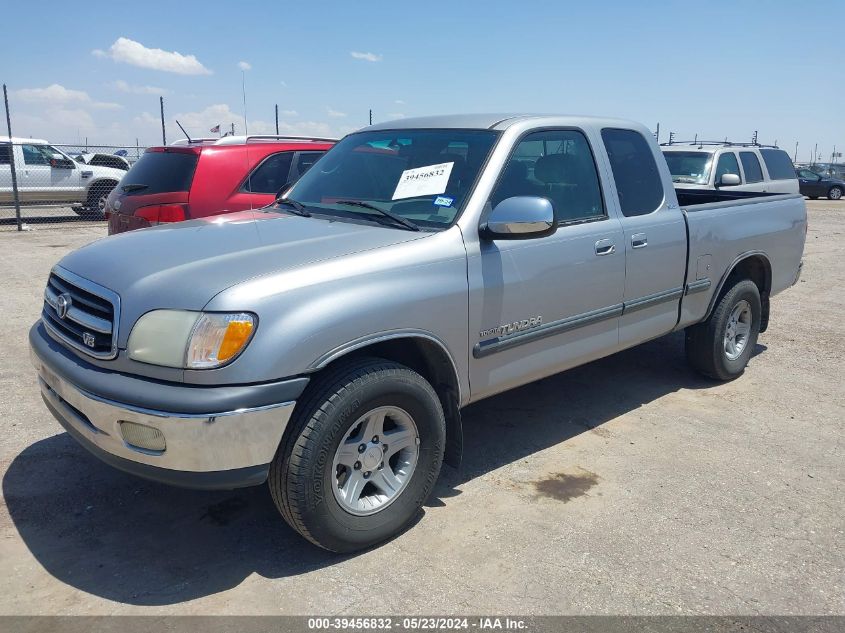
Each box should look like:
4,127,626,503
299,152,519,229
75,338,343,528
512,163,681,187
600,128,687,348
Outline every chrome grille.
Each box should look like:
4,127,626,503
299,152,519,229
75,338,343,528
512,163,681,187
42,267,120,359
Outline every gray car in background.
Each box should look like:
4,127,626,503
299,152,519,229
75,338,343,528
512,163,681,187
29,114,806,552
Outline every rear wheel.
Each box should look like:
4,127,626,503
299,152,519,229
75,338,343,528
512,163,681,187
269,358,445,552
685,279,761,381
828,186,843,200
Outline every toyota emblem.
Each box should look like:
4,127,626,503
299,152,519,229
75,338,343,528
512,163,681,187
56,293,72,319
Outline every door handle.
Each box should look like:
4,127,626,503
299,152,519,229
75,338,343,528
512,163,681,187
595,239,615,256
631,233,648,249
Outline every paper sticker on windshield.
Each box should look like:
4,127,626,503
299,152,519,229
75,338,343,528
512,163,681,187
392,162,454,200
433,196,454,208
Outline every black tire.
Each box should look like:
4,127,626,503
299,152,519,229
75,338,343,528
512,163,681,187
269,357,445,552
808,196,819,200
828,186,843,201
75,182,115,219
685,279,761,381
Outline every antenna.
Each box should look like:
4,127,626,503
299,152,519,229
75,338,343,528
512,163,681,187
175,119,192,143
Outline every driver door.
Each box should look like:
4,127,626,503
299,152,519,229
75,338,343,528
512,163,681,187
467,128,625,401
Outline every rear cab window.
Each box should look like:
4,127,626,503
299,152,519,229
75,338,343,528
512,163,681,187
121,149,199,195
601,128,664,216
760,149,797,181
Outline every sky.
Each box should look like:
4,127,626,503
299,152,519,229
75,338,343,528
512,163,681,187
1,0,842,162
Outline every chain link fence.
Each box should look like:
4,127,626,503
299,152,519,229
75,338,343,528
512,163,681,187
1,141,149,231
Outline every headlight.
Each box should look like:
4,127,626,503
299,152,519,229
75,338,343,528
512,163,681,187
127,310,256,369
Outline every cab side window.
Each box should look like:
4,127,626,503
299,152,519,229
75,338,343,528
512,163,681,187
21,144,50,166
242,152,294,193
490,130,605,224
0,143,11,165
739,152,763,183
601,128,664,217
715,152,741,182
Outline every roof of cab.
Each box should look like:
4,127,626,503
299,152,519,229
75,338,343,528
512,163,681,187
0,136,48,144
362,113,645,132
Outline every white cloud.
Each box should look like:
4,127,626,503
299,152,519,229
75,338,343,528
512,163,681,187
95,37,212,75
15,84,121,110
395,99,405,105
112,80,167,95
350,51,382,62
280,110,298,117
238,61,251,71
388,113,406,119
326,107,346,118
17,84,90,103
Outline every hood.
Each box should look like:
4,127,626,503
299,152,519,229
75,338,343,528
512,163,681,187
57,210,428,342
83,163,128,179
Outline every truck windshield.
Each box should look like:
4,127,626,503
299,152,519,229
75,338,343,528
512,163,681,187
287,129,499,228
663,151,712,185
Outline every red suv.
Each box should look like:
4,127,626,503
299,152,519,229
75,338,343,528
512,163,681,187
106,135,334,235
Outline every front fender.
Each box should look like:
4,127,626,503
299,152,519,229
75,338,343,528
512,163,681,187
190,228,471,401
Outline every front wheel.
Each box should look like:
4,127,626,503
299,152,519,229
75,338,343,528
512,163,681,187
828,186,843,201
685,279,761,381
269,358,445,552
75,183,114,219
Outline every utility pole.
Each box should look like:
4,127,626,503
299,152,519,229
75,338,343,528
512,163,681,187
752,130,758,145
241,70,248,134
231,122,235,136
794,141,798,163
654,122,660,142
275,104,279,135
369,109,373,126
160,96,166,145
3,84,23,231
813,143,818,166
668,131,675,145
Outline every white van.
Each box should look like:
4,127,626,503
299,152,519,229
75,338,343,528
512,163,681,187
662,143,799,194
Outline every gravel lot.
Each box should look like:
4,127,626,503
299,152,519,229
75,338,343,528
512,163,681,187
0,201,842,616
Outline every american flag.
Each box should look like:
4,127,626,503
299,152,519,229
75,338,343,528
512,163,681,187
210,124,220,133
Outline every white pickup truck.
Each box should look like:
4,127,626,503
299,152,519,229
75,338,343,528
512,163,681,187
0,136,125,217
30,114,807,552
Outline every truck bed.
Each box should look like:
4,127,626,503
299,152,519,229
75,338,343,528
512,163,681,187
676,191,806,330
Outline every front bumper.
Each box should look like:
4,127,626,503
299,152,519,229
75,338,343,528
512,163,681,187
30,322,304,490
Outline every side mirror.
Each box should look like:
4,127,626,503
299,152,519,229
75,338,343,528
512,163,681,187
275,182,293,200
480,196,556,240
49,154,73,169
719,173,741,186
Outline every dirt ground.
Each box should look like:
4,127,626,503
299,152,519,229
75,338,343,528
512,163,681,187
0,201,842,615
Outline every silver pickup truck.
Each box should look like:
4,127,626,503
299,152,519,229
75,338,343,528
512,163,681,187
29,114,806,552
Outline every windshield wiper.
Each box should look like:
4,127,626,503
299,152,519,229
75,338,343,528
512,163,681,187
121,183,148,193
275,198,311,217
334,200,420,232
